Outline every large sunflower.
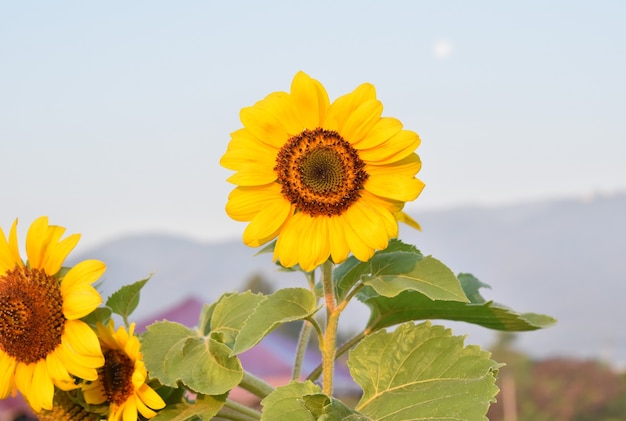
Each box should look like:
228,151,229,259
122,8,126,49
82,321,165,421
221,71,425,271
0,216,105,412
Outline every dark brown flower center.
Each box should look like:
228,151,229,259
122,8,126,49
274,128,368,216
101,349,135,406
0,267,65,364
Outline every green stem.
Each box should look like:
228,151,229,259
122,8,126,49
292,320,313,380
320,260,337,395
292,270,318,380
307,330,366,382
218,399,262,421
238,370,275,399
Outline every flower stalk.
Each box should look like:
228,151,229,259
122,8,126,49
320,260,338,395
238,371,275,399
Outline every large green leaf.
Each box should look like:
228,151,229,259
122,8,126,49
260,381,321,421
142,321,243,395
334,240,467,304
334,240,423,301
349,322,501,421
361,253,468,302
209,291,266,347
360,275,556,332
151,394,226,421
232,288,319,355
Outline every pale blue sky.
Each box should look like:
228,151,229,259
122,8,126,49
1,1,625,249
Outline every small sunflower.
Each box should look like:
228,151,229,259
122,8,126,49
221,71,425,271
0,216,105,412
82,321,165,421
38,390,100,421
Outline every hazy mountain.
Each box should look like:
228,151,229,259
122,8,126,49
72,192,626,366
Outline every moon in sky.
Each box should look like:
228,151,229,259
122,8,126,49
433,40,453,59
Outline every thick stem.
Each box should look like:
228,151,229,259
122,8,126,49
320,260,337,395
219,399,262,420
307,330,366,382
238,370,275,399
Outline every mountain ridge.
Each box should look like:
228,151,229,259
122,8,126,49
73,192,626,365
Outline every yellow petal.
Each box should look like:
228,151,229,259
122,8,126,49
221,130,278,184
328,216,350,265
342,217,375,263
62,283,103,320
0,219,22,274
42,233,80,276
366,174,425,203
345,201,391,251
225,184,285,222
354,117,403,150
325,83,377,131
359,129,421,165
290,71,330,129
83,380,108,405
122,396,139,421
32,361,55,411
339,99,383,144
240,105,290,149
45,352,72,385
274,214,306,268
242,198,292,247
61,259,106,292
258,91,305,136
298,216,331,272
0,351,16,399
25,216,50,269
366,153,422,177
137,383,166,411
396,211,422,230
64,320,105,363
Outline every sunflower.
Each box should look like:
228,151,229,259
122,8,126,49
221,71,425,271
82,321,165,421
0,216,105,412
37,390,101,421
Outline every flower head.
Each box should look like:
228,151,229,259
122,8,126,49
0,217,105,412
221,72,424,271
82,321,165,421
37,390,101,421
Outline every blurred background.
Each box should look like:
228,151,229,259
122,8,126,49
1,2,625,420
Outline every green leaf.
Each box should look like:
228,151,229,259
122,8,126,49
80,306,112,329
260,381,321,421
334,239,424,301
458,273,491,303
232,288,319,355
349,322,501,421
142,321,195,388
142,321,243,395
361,253,468,302
209,291,266,347
106,275,151,321
151,394,227,421
361,286,556,333
301,393,371,420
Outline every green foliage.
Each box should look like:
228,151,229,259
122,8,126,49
142,320,243,395
334,240,468,303
349,322,501,421
151,394,227,421
233,287,319,355
106,275,151,323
